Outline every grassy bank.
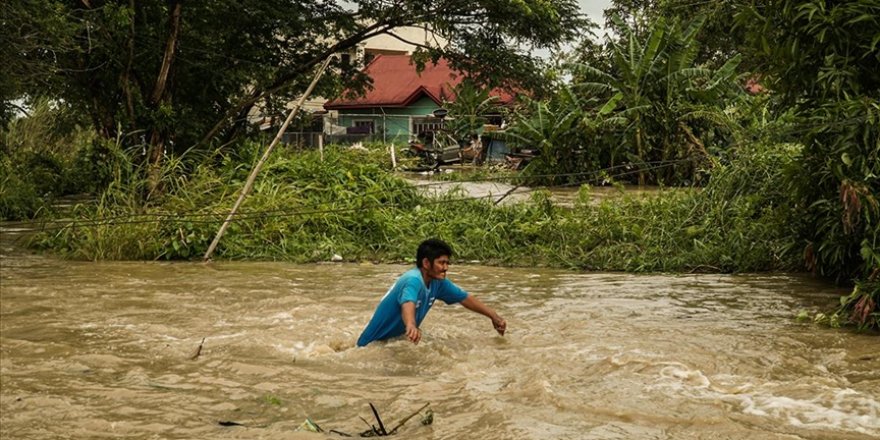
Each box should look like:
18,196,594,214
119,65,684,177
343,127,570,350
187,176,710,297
32,142,798,270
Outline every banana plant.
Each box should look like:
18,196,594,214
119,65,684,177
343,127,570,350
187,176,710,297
443,79,501,145
505,84,593,184
574,14,742,185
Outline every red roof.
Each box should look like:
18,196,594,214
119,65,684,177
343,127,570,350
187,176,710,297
325,55,514,109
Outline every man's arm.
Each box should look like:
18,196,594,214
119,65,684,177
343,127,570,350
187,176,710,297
460,296,506,336
401,301,421,344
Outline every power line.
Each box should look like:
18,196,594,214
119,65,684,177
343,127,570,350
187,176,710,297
4,110,873,232
5,160,692,235
1,158,696,231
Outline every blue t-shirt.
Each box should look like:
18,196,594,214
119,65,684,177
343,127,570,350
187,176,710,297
357,268,469,346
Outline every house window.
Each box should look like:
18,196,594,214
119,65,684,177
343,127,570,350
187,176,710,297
353,120,374,134
412,117,444,136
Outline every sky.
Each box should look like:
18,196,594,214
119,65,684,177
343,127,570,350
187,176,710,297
579,0,613,32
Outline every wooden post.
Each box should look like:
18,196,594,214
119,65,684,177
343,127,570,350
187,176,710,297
390,142,397,168
203,55,336,262
319,132,324,162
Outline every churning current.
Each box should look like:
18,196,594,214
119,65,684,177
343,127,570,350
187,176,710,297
1,245,878,439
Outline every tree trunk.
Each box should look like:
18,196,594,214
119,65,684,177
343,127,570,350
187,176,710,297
635,125,645,186
218,102,257,151
147,0,182,198
121,0,136,125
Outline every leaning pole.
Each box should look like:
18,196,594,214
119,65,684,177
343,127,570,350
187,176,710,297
203,55,337,262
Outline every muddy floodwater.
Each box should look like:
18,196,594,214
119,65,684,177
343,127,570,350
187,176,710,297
1,243,878,439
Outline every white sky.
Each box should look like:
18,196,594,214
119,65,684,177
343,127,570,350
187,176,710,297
579,0,613,29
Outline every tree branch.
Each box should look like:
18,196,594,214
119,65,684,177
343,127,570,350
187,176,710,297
194,21,401,148
385,30,435,52
9,102,31,118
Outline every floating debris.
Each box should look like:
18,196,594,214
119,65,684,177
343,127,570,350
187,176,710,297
219,402,431,437
190,337,205,360
297,417,323,433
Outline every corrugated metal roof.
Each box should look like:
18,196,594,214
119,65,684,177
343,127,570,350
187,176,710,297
325,55,513,109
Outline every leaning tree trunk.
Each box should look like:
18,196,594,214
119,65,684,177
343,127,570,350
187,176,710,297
146,0,182,199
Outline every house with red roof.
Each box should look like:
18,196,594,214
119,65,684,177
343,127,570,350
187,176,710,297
324,55,514,143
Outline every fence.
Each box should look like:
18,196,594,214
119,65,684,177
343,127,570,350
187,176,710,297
278,114,437,148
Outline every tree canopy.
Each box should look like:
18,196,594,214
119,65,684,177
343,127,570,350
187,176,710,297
2,0,588,160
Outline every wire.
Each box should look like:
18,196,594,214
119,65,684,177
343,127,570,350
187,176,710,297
0,157,697,231
4,109,874,232
5,159,694,234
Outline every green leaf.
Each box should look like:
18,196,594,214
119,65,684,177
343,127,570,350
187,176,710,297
599,92,624,116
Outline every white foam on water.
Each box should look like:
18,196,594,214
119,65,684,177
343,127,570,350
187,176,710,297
651,365,880,436
658,364,711,388
273,341,336,358
736,388,880,435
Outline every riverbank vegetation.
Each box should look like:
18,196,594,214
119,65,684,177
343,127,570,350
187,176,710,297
2,0,876,330
30,141,797,273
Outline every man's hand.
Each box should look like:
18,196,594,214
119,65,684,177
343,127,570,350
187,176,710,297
405,324,421,344
401,302,420,344
460,296,507,337
492,316,506,336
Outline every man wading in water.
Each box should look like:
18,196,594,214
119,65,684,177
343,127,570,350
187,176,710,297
357,239,507,347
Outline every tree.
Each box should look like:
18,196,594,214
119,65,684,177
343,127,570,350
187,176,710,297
604,0,760,71
736,0,879,328
574,14,742,185
3,0,588,192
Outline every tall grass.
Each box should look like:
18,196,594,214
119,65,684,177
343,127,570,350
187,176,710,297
34,141,799,275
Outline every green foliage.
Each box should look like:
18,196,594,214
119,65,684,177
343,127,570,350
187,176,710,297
0,99,105,220
0,157,44,220
262,394,283,406
505,86,600,185
33,141,798,276
3,0,587,169
807,281,880,331
736,0,880,281
34,143,418,260
603,0,758,70
572,14,743,185
509,13,745,187
443,79,501,143
733,0,880,328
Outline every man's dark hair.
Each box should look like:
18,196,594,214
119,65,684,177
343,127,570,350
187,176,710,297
416,239,453,268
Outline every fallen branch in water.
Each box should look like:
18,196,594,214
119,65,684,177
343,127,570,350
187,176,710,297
190,337,205,360
358,402,431,437
388,402,430,434
369,402,388,435
358,415,381,436
217,402,431,436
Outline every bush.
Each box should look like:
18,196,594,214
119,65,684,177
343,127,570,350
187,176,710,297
33,140,799,276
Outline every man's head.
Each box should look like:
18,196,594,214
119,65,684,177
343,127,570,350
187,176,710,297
416,239,452,280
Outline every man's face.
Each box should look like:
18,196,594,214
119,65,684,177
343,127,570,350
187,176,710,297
423,255,450,281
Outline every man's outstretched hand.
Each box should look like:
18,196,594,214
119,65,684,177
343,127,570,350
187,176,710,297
492,316,506,336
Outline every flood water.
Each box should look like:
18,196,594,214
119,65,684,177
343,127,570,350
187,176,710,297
406,174,667,206
1,239,878,439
